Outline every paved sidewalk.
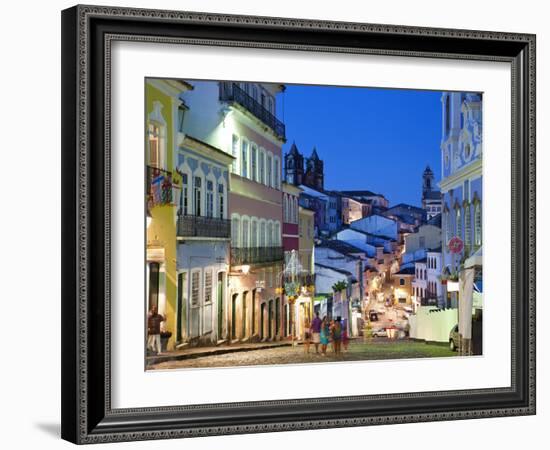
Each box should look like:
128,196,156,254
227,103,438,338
146,341,295,366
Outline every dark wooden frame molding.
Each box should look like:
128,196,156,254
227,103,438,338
61,4,536,444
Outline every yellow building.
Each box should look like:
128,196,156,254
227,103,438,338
145,79,193,351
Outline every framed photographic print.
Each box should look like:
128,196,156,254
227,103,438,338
61,4,536,444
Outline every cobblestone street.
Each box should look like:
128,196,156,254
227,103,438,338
148,339,455,370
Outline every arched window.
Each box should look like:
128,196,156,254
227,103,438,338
274,221,281,246
464,204,472,248
474,203,482,247
251,144,258,182
266,152,273,187
259,220,266,247
274,156,280,189
250,218,258,248
266,221,273,246
217,182,225,219
455,208,462,239
445,211,452,244
284,195,289,222
193,176,202,216
241,217,249,248
179,172,189,216
206,179,214,218
231,215,240,247
259,148,265,184
241,139,249,178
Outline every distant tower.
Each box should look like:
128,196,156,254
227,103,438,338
422,165,435,196
422,165,442,220
284,142,304,185
304,147,324,191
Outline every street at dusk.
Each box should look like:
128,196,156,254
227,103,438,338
145,78,483,370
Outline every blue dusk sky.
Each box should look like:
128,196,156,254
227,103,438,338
278,85,443,207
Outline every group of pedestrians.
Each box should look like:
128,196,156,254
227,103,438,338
303,312,349,356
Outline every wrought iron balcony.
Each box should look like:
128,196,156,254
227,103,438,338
230,246,284,265
147,166,173,206
219,82,285,140
177,214,231,239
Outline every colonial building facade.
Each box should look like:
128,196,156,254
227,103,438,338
146,78,194,351
180,80,286,343
175,135,234,346
440,92,483,273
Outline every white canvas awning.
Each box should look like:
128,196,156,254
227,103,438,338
464,246,482,269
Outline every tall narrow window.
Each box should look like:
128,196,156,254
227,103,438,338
251,145,258,182
242,218,249,248
274,157,280,189
259,149,265,184
445,211,452,244
148,123,162,168
204,270,213,304
456,208,462,239
180,173,189,215
231,216,240,247
218,183,225,219
464,204,472,248
274,222,280,246
194,177,202,216
231,134,239,174
267,153,273,187
206,180,214,218
251,220,258,248
268,97,274,115
266,222,273,246
259,221,266,247
191,271,200,306
241,140,248,178
474,203,482,247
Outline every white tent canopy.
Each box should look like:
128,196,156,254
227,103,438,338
464,246,482,269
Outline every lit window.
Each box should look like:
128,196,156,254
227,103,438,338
241,140,249,178
231,135,239,174
251,144,258,182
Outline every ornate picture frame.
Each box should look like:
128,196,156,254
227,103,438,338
61,5,536,444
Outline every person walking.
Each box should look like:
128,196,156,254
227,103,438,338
303,317,312,353
310,311,322,354
342,319,349,352
147,305,165,354
320,316,330,356
332,317,342,355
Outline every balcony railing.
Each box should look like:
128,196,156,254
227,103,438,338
283,273,316,286
177,214,231,239
231,246,284,265
147,166,173,206
219,82,286,140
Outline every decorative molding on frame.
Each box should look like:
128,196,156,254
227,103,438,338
64,4,536,444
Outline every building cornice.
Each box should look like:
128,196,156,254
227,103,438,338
438,159,482,192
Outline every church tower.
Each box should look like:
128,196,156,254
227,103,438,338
284,141,304,186
422,165,434,196
304,147,324,191
421,165,442,220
